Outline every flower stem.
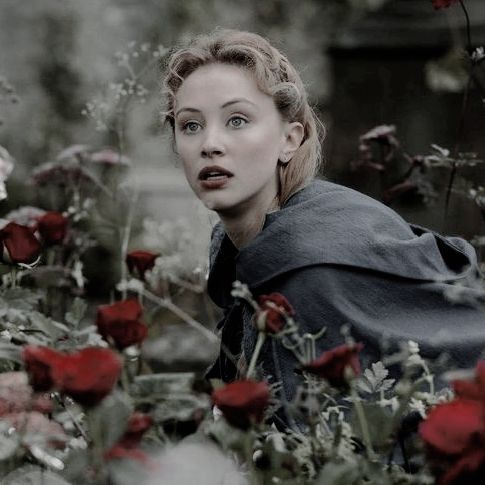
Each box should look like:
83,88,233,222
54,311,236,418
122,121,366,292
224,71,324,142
459,0,472,53
351,386,376,460
246,332,266,379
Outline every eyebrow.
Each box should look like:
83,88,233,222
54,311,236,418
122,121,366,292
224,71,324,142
175,98,257,117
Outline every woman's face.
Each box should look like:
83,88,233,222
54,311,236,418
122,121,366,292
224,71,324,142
174,63,288,216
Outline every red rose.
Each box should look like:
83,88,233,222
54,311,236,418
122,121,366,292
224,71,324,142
51,347,122,407
453,361,485,402
302,343,364,387
126,250,159,280
22,345,63,392
211,379,270,430
432,0,459,9
104,412,153,464
419,399,484,455
419,399,485,484
96,299,148,350
0,221,41,264
36,211,68,245
256,293,295,334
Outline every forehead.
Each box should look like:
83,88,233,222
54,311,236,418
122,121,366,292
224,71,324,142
175,63,271,109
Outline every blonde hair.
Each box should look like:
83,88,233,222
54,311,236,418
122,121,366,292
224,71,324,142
162,28,325,205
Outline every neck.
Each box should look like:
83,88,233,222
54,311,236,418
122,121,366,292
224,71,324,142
218,194,280,249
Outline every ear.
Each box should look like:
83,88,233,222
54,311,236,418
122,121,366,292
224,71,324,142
279,122,305,164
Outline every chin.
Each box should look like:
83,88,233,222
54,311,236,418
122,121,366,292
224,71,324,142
199,193,234,212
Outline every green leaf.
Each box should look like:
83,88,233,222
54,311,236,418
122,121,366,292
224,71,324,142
65,298,87,329
88,390,133,450
357,361,395,395
351,401,393,451
28,311,69,339
2,465,72,485
0,288,41,312
0,342,22,364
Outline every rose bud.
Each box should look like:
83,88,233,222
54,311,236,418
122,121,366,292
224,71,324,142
22,345,64,392
302,343,364,388
256,293,295,334
126,250,159,280
51,347,122,407
211,379,270,430
0,221,41,264
96,299,148,350
37,211,68,245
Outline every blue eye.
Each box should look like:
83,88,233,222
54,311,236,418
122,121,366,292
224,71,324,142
182,121,201,134
229,116,247,128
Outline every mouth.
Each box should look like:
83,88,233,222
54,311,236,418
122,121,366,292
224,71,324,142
198,165,234,181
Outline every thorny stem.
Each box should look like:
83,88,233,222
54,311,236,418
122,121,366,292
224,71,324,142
246,332,266,379
120,186,139,300
243,431,259,485
444,68,473,219
142,288,219,344
56,395,89,443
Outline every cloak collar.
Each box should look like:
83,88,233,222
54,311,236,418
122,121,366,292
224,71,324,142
208,179,477,307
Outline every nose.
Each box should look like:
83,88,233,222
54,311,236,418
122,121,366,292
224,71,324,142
201,126,225,158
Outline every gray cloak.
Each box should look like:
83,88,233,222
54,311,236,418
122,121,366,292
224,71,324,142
205,179,485,421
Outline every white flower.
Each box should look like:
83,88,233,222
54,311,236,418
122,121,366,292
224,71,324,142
145,440,247,485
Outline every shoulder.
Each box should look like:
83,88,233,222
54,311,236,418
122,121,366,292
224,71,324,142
237,179,476,287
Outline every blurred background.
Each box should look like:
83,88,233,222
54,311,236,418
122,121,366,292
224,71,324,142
1,0,485,244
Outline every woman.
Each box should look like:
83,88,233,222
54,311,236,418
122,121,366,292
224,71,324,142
162,28,485,427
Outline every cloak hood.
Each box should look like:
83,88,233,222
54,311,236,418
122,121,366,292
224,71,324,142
208,179,477,308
